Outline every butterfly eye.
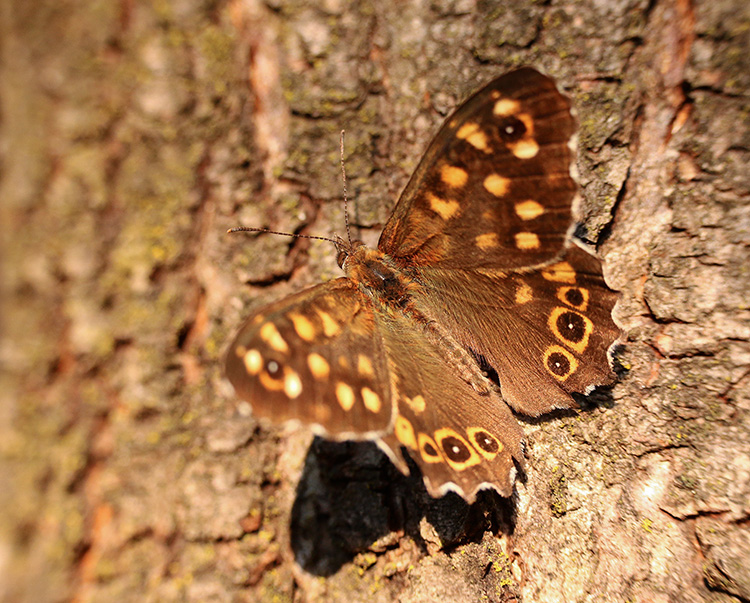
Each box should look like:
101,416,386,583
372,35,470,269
497,116,526,142
473,431,498,453
564,288,584,307
441,435,472,463
556,311,587,343
265,359,281,377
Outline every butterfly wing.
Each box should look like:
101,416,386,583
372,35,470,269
379,67,577,271
226,277,523,499
410,245,620,416
372,307,524,500
378,68,619,416
225,279,394,440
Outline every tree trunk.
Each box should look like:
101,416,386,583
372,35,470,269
1,0,748,601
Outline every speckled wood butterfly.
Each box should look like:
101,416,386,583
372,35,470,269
226,68,620,502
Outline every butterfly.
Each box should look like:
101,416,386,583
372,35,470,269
225,67,621,502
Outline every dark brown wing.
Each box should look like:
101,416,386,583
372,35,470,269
371,304,525,501
225,279,394,440
410,245,620,416
378,68,577,271
226,277,525,500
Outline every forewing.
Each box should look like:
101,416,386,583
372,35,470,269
225,279,394,440
379,68,577,271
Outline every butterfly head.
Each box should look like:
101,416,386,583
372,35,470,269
333,235,366,269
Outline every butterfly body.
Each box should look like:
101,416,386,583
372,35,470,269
227,68,621,501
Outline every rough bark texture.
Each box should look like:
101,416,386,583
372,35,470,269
1,0,749,602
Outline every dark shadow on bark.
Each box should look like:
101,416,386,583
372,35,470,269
290,438,517,576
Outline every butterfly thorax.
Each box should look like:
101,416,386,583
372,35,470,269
340,242,496,398
340,243,415,311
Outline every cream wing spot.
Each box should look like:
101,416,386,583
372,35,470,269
515,281,533,304
259,322,289,353
317,310,341,338
515,200,545,220
456,122,490,152
288,312,316,342
283,369,302,399
361,387,382,413
427,192,460,220
395,415,417,449
335,382,355,411
493,98,521,116
511,139,540,159
357,354,374,379
307,353,330,380
475,233,499,250
242,349,263,375
515,232,540,250
483,174,510,197
404,394,426,414
542,261,577,284
440,164,469,188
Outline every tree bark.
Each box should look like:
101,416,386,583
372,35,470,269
1,0,748,601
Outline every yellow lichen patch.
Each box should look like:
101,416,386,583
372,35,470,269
542,261,576,284
404,394,426,414
283,369,303,399
456,122,490,152
514,281,533,304
260,322,289,353
357,354,374,378
483,174,510,197
427,192,460,220
475,233,499,250
361,387,382,413
307,353,330,380
288,312,316,342
395,415,417,449
493,98,521,116
242,349,263,375
317,310,341,338
515,200,545,221
515,232,540,250
440,164,469,188
335,382,355,411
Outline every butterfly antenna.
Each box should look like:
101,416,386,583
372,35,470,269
340,129,352,247
226,226,336,245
